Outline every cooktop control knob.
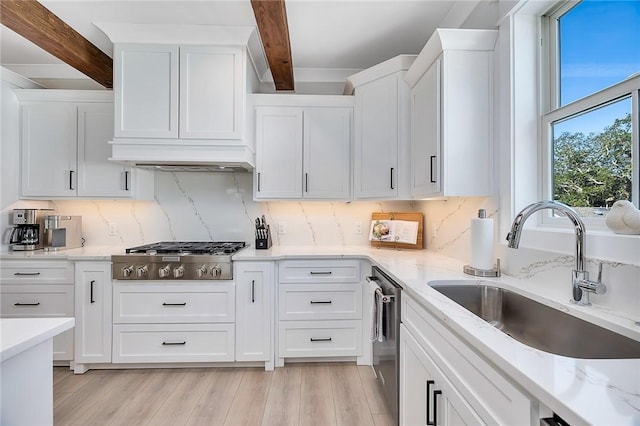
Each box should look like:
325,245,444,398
173,265,185,278
136,265,149,278
122,265,133,278
158,265,171,278
211,265,222,277
196,265,208,278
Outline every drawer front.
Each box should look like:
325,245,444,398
112,323,234,363
113,283,234,323
279,284,362,320
1,261,73,284
279,320,362,357
403,297,531,425
0,285,73,317
279,260,360,284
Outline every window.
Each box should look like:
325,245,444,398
543,0,640,223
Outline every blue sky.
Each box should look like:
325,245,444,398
556,0,640,134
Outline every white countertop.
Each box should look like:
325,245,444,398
3,245,639,424
0,318,75,362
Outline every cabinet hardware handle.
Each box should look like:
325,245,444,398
69,170,75,190
251,279,255,303
162,341,186,346
14,302,40,306
14,272,40,276
309,271,332,275
310,337,332,342
124,171,130,191
390,167,394,189
429,156,437,183
90,280,95,303
257,172,261,192
305,173,309,192
433,390,442,426
310,300,332,304
162,302,187,306
426,380,435,425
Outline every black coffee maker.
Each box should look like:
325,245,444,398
9,208,53,251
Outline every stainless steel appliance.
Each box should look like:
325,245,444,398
367,266,402,426
8,208,54,251
43,215,83,251
111,241,247,280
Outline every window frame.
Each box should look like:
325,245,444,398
541,2,640,229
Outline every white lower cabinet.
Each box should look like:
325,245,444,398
111,281,235,363
234,261,274,370
74,261,112,373
401,296,534,425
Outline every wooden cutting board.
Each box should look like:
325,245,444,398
370,212,424,250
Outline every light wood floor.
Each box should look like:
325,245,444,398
53,363,395,426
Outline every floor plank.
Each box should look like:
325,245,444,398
299,363,337,426
223,368,273,426
261,365,302,426
331,363,376,426
357,365,390,415
185,368,245,426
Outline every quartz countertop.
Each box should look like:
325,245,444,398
2,244,639,424
0,318,75,362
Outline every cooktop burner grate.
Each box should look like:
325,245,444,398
125,241,246,255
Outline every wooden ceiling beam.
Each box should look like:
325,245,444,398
0,0,113,89
251,0,294,91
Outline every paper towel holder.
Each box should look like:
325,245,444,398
463,259,501,277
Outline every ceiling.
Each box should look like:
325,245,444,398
0,0,498,93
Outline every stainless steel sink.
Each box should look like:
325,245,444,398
429,281,640,359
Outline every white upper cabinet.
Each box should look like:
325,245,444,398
253,95,353,201
114,44,244,141
17,90,154,200
114,44,179,138
404,29,498,199
348,55,415,200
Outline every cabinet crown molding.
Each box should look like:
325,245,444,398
344,54,416,95
14,89,113,102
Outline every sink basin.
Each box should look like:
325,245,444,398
429,281,640,359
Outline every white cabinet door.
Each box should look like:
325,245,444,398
400,326,484,426
303,108,351,199
74,262,112,367
353,76,399,199
180,46,243,139
235,262,273,365
411,58,440,198
77,103,131,197
21,102,77,197
114,44,179,138
255,107,303,199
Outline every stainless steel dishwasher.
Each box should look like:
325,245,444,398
367,266,402,426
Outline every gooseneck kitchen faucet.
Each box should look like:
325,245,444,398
506,200,606,306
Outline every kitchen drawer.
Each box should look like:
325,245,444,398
402,297,531,425
278,260,360,284
112,323,235,363
0,285,73,317
279,320,362,357
113,282,234,323
1,261,74,284
279,283,362,320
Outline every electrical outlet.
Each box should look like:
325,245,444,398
278,222,286,234
355,221,363,234
108,222,118,236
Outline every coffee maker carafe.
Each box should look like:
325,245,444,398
9,208,53,251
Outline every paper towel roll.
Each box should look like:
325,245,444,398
470,216,494,270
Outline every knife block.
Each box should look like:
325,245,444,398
255,226,272,250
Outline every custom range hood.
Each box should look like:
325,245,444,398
97,23,269,172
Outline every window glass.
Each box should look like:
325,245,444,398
558,0,640,106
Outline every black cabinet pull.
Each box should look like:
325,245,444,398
124,171,130,191
310,300,332,304
390,167,394,189
433,390,442,426
310,337,332,342
162,302,187,306
426,380,435,425
90,280,95,303
69,170,75,190
310,271,332,275
429,156,437,183
14,272,40,276
251,279,255,303
257,172,261,192
162,341,186,346
305,173,309,192
14,302,40,306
